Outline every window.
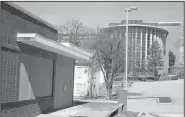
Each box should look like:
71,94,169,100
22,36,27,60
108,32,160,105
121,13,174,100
143,29,146,34
137,37,140,44
77,67,84,78
137,28,141,33
132,28,136,33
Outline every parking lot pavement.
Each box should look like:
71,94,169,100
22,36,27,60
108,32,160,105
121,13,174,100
160,114,184,117
127,79,184,114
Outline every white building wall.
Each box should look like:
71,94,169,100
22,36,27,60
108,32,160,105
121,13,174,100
74,66,104,97
74,66,89,96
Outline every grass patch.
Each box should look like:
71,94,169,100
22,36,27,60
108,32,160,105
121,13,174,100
75,81,134,101
158,97,173,103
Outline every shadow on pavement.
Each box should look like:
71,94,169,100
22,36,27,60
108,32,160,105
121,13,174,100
44,100,88,114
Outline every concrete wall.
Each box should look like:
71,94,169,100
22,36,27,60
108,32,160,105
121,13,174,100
54,54,75,109
74,66,104,97
74,66,89,96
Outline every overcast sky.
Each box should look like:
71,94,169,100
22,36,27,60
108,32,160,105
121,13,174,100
13,2,184,63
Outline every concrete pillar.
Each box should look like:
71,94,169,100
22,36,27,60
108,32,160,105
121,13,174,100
118,89,128,113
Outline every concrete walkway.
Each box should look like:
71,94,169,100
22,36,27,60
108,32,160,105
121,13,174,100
37,102,118,117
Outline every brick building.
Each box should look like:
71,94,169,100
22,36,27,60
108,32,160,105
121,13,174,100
0,2,92,117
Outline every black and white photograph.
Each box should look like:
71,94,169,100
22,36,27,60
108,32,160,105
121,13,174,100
0,1,184,117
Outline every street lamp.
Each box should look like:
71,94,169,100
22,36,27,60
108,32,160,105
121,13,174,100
124,6,138,90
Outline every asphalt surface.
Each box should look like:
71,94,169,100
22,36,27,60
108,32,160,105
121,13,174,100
127,79,184,114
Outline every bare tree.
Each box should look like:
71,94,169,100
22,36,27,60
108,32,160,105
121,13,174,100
91,31,125,99
58,18,85,46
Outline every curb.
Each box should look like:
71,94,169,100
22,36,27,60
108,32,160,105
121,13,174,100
74,99,117,103
148,112,163,117
137,112,146,117
106,104,121,117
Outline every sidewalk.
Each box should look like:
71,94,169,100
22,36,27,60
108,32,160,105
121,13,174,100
37,102,119,117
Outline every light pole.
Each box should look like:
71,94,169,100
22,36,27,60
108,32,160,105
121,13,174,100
124,6,137,90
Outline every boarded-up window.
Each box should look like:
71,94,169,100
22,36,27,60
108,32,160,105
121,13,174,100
19,53,53,101
30,55,53,97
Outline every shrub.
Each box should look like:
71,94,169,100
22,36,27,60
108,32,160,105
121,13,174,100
138,77,147,81
171,75,179,80
153,76,160,81
159,75,171,81
177,68,184,79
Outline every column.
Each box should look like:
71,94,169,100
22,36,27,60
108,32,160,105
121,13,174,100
157,31,160,44
154,30,157,41
140,28,143,67
159,32,163,52
145,29,148,61
135,28,137,61
150,29,152,48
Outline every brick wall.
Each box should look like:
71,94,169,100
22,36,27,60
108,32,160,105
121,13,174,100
1,3,57,47
1,2,58,117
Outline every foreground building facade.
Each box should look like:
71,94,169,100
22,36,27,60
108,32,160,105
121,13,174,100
101,20,169,74
0,2,92,117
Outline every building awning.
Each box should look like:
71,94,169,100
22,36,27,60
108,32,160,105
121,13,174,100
17,33,93,60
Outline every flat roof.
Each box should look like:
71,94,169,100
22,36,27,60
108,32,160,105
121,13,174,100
17,33,93,60
104,24,169,33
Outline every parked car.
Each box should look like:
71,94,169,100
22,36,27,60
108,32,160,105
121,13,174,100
170,75,179,80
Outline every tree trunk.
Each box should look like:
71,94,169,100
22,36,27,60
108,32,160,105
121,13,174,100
104,72,114,99
106,86,112,99
87,68,99,98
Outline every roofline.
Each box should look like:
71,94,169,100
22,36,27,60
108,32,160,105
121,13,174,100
61,42,93,57
103,24,168,33
2,2,59,33
145,21,183,24
17,33,92,60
